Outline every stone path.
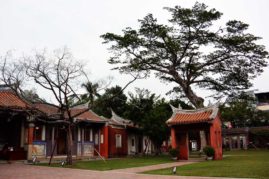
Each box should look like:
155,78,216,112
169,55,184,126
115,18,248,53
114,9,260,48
0,161,246,179
111,160,197,173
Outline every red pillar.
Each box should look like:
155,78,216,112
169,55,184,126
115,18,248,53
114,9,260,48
171,127,177,148
209,118,223,160
178,132,189,160
104,125,109,158
28,126,34,144
100,125,109,158
27,123,34,160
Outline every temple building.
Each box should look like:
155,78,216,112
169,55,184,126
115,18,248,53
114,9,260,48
0,88,36,160
0,87,156,161
0,88,109,160
255,92,269,111
222,91,269,150
106,110,155,157
166,104,223,160
222,126,269,150
32,103,108,159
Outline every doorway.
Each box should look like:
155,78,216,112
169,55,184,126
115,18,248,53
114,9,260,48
57,128,67,155
0,114,26,160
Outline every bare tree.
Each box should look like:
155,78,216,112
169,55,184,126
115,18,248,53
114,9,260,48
23,48,85,164
0,51,28,96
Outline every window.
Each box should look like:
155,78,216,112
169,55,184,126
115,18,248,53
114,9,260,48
115,134,122,148
33,125,43,141
84,128,93,142
100,134,104,144
25,128,28,143
95,133,99,145
131,138,135,147
46,127,52,140
72,128,75,141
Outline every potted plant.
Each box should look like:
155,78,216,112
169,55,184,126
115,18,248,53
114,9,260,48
203,146,215,160
169,148,179,160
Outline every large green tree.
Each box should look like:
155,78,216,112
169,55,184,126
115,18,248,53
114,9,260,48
81,81,101,106
101,2,268,108
125,88,157,124
92,85,128,118
125,88,191,153
125,89,170,152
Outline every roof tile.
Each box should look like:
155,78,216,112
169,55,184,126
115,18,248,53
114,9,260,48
71,108,104,122
167,108,217,125
34,103,104,122
0,90,29,109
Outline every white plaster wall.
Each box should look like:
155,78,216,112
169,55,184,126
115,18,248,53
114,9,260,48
127,134,137,155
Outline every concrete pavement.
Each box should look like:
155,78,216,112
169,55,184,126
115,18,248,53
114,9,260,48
111,160,197,173
0,162,244,179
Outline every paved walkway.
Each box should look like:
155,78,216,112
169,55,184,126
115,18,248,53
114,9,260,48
112,160,197,173
0,162,244,179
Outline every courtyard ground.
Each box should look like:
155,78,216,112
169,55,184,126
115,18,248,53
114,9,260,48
0,150,266,178
40,155,174,170
0,162,245,179
144,150,269,179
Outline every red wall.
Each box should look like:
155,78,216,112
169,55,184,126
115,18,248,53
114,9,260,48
209,115,223,160
171,127,176,148
178,132,189,160
170,115,223,160
99,126,109,158
108,126,128,157
171,127,189,160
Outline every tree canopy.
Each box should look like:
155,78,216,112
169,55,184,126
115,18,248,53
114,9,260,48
80,81,101,106
90,87,191,152
124,88,191,151
101,2,268,108
92,85,128,118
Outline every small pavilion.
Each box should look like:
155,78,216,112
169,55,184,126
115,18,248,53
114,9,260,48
166,104,222,160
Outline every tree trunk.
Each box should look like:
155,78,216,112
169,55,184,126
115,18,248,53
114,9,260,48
49,129,58,165
66,124,73,165
182,87,208,150
171,70,204,108
184,87,204,108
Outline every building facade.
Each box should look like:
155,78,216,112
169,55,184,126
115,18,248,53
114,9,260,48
167,104,223,160
106,110,155,157
0,88,156,161
222,126,269,150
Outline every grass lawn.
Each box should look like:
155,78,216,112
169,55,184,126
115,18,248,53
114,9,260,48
39,155,173,171
144,150,269,179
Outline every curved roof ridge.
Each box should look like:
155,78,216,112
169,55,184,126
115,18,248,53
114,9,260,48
111,109,130,123
170,102,220,114
167,102,220,126
110,109,134,127
71,107,107,123
111,109,123,122
72,101,90,109
88,109,107,121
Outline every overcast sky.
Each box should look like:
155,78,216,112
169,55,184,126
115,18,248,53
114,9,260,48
1,0,269,103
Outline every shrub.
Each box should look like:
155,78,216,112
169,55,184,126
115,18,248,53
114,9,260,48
169,148,179,158
203,146,215,157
